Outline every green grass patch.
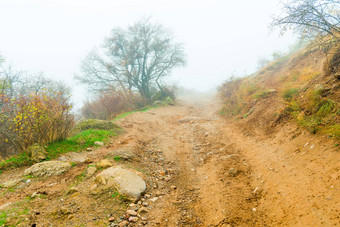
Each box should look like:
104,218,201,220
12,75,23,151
0,152,31,171
0,201,30,226
282,88,299,100
0,211,7,226
46,129,115,160
113,156,121,161
113,107,154,120
284,88,339,141
253,89,274,99
0,129,118,171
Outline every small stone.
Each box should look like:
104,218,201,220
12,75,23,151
94,141,104,146
119,220,129,227
60,207,72,215
86,148,92,152
142,202,148,207
31,192,39,198
150,197,158,203
171,185,177,190
90,184,97,191
144,194,151,198
252,208,257,212
87,166,97,177
155,191,162,196
129,203,136,207
126,210,137,216
108,217,115,222
229,168,238,177
138,207,149,214
67,187,78,195
128,216,138,222
164,176,172,182
96,159,112,169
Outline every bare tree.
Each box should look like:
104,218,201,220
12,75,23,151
75,18,186,100
271,0,340,47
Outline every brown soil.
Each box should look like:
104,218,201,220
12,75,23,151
0,100,339,226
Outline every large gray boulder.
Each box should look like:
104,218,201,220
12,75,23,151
96,166,146,201
24,161,71,177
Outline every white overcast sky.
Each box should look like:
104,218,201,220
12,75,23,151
0,0,296,109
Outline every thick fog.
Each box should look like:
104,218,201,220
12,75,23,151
0,0,296,109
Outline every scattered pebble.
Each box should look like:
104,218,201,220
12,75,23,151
126,210,137,216
119,220,129,227
229,168,238,177
150,197,158,203
128,216,138,222
108,217,115,222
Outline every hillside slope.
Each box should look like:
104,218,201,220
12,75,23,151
219,45,339,141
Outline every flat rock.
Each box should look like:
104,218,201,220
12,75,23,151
96,166,146,201
86,166,97,177
0,202,12,210
96,159,112,169
24,161,71,177
1,179,21,188
108,149,135,161
94,141,104,146
58,152,89,163
126,210,137,216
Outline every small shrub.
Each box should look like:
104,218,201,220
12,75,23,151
282,88,299,100
0,90,74,152
253,89,274,99
81,90,149,120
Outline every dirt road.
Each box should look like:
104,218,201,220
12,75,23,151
0,100,339,226
115,100,339,226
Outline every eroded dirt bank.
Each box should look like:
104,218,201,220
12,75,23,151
0,101,338,226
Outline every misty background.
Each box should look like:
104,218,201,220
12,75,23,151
0,0,296,110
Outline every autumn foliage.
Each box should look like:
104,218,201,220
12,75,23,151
81,90,147,120
0,75,74,153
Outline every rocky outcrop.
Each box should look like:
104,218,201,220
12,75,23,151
24,161,71,177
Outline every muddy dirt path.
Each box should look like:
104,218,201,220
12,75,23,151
116,101,339,226
0,100,338,226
